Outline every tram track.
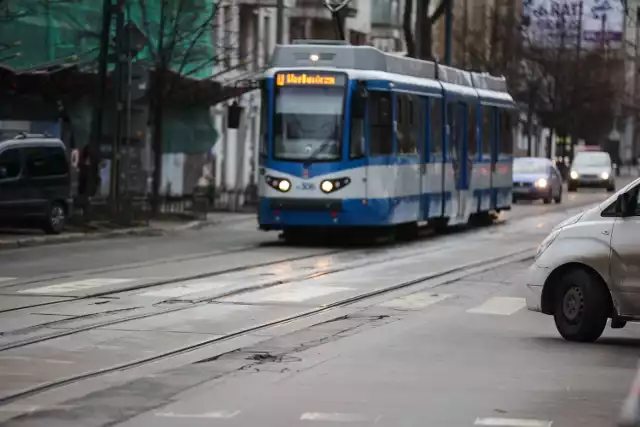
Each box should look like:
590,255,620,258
0,246,535,407
0,226,500,352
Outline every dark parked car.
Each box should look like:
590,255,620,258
0,134,72,234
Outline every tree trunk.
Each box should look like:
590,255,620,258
150,68,165,217
403,0,415,57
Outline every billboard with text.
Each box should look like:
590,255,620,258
522,0,625,49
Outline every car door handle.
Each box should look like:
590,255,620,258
602,230,610,235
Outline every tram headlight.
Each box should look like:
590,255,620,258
320,180,334,193
278,180,291,192
266,176,291,192
320,177,351,194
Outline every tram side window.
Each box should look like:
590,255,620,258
481,106,495,158
369,91,393,156
429,98,443,157
396,93,417,155
467,104,478,157
411,95,424,155
350,94,365,159
447,102,459,160
498,109,515,156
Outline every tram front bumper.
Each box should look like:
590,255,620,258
258,197,384,229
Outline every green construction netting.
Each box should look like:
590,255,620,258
1,0,219,152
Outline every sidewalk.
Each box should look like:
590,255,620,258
0,212,255,250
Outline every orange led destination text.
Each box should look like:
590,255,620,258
276,73,337,86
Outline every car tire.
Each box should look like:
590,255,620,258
42,201,66,235
553,268,610,343
568,185,578,192
607,185,616,193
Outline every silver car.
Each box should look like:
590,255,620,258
568,151,616,193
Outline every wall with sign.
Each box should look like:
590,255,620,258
522,0,625,49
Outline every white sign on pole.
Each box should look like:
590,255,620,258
522,0,625,49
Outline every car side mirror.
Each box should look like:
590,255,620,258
0,166,7,179
615,193,632,217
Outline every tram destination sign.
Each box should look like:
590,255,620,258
276,72,345,87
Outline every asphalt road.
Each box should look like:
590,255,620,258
0,181,636,427
0,182,629,281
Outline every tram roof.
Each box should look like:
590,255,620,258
268,41,509,94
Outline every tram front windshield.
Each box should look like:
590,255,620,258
273,86,344,161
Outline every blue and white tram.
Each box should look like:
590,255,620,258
257,41,517,236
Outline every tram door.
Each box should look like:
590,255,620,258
448,102,469,222
482,106,497,210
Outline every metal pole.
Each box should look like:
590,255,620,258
634,8,640,163
444,0,453,65
276,0,284,44
110,0,125,217
86,0,113,220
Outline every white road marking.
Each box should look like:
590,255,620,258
0,277,15,283
474,417,552,427
300,412,374,422
139,280,232,298
18,278,134,294
0,356,74,365
467,297,527,316
379,293,452,310
223,285,352,303
155,410,240,418
0,404,77,413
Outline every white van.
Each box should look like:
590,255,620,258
526,177,640,342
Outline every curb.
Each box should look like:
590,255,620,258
0,214,257,251
0,219,216,251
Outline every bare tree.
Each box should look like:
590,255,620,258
130,0,234,214
403,0,452,60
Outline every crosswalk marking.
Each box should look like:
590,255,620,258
380,293,452,310
474,417,552,427
139,280,228,298
155,410,241,419
300,412,376,422
467,297,526,316
220,285,352,304
18,278,135,294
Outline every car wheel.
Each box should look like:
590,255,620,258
42,201,66,235
553,268,610,343
607,185,616,193
568,185,578,192
554,188,562,204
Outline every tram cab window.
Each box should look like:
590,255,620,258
368,91,393,156
481,106,495,158
467,104,478,157
429,98,443,158
498,109,515,156
396,93,417,155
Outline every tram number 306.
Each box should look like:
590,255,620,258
298,183,316,191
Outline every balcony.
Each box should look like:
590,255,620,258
291,0,359,19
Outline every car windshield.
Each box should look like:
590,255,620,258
572,152,611,167
513,158,547,174
273,86,344,161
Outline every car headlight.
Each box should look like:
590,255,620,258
320,177,351,194
600,171,609,180
570,170,578,179
265,176,291,192
536,229,561,260
535,178,548,188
